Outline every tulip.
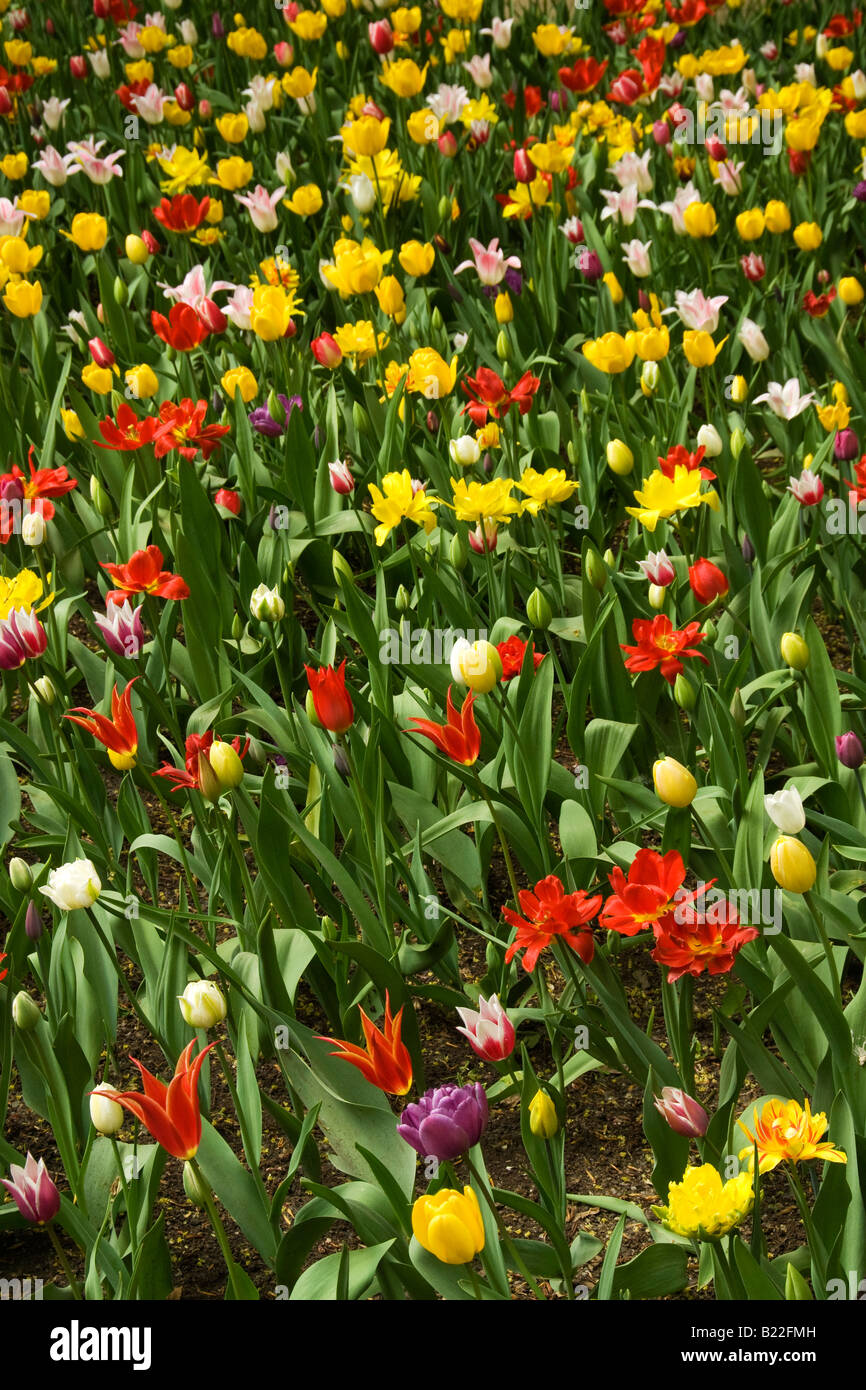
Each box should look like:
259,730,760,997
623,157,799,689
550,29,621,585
178,980,227,1029
40,858,101,911
250,584,285,623
329,460,355,495
412,1187,485,1265
12,992,41,1032
639,550,675,587
738,318,769,362
764,788,806,835
320,992,412,1095
653,757,697,808
839,277,864,306
90,1084,125,1135
577,249,603,282
449,638,502,695
398,1083,489,1160
528,1089,558,1138
2,1154,61,1224
741,252,766,281
606,439,634,475
311,333,343,368
654,1087,708,1137
673,674,696,711
526,587,552,630
456,994,515,1062
696,424,722,458
780,632,809,670
214,488,241,516
835,429,860,462
8,856,32,893
688,558,728,605
770,836,816,894
305,660,354,733
836,732,865,770
449,435,480,468
92,1040,217,1161
208,740,245,791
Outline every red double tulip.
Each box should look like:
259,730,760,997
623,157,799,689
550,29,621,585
91,1039,218,1161
305,660,354,733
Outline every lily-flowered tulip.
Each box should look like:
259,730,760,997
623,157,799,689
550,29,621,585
319,992,412,1095
654,1087,708,1137
65,680,139,770
406,686,481,766
454,236,521,287
455,994,515,1061
398,1082,488,1160
92,1040,218,1161
233,184,286,233
753,379,816,420
2,1153,61,1224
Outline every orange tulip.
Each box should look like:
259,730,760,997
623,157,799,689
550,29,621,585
319,992,412,1095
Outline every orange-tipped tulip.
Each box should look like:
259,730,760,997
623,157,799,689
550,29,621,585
65,678,139,770
90,1039,218,1160
405,686,481,766
319,992,412,1095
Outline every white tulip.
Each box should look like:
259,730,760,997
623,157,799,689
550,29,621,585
40,858,101,911
764,788,806,835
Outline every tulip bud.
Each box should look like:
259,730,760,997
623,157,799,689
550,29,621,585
494,291,513,324
183,1160,210,1208
208,741,244,792
730,375,748,404
673,674,696,712
90,1084,125,1135
12,992,41,1032
395,584,411,614
88,336,115,370
654,1086,708,1138
780,631,809,671
653,756,697,808
730,688,746,728
33,676,56,706
437,194,451,221
174,82,195,112
250,583,285,623
90,475,113,517
178,979,227,1029
741,533,755,564
267,389,287,426
730,427,747,460
696,423,722,458
836,731,865,770
513,148,533,183
196,751,223,803
606,439,633,475
449,532,469,570
311,333,342,369
112,274,128,306
602,548,615,569
526,587,552,630
9,857,32,892
495,329,511,362
528,1089,558,1138
640,361,659,397
437,130,457,158
305,689,322,727
648,583,666,610
701,619,717,647
329,459,354,495
585,549,607,591
770,835,816,894
21,511,45,547
352,401,369,435
25,901,42,940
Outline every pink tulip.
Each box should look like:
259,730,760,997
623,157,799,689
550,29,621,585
456,994,516,1062
2,1153,61,1224
639,550,676,587
454,236,521,287
653,1087,708,1138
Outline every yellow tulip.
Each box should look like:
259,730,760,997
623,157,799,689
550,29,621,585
769,836,816,894
81,361,116,394
682,201,718,238
529,1090,558,1138
3,278,42,317
215,112,249,144
606,440,634,475
793,221,822,252
682,331,727,368
374,275,406,322
764,199,791,234
283,183,323,216
780,631,809,670
735,208,765,240
124,365,159,400
412,1187,485,1265
221,366,258,402
839,276,864,306
61,409,84,440
653,757,698,808
398,239,435,277
379,59,427,98
124,234,149,265
65,213,108,252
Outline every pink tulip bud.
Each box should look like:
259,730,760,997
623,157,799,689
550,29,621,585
438,130,458,158
654,1087,708,1137
456,994,516,1062
368,19,394,54
198,98,212,121
70,55,88,79
88,336,115,369
652,119,670,145
328,460,354,495
705,135,727,161
513,148,533,183
274,41,294,67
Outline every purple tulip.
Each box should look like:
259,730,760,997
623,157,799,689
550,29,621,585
741,534,755,564
504,265,523,296
94,600,144,661
2,1153,60,1224
578,249,603,283
653,1087,708,1138
853,181,866,203
211,13,225,40
397,1083,488,1161
25,902,42,941
836,732,865,770
248,394,302,438
835,429,860,462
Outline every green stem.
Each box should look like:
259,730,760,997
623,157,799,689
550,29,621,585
464,1152,548,1301
188,1156,246,1300
48,1224,83,1300
804,891,841,1003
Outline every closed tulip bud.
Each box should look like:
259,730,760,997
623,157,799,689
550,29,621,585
231,613,243,640
529,1089,558,1138
449,532,469,570
250,583,285,623
495,329,511,362
653,756,697,807
835,428,860,462
648,583,667,610
395,584,411,614
526,587,552,630
494,291,513,324
311,333,342,368
25,902,42,940
780,631,809,670
208,741,244,791
602,548,615,568
88,336,115,370
730,375,748,404
89,1084,125,1135
305,689,323,728
437,194,451,221
730,688,746,728
329,459,355,495
764,788,805,835
513,148,533,183
585,549,607,591
730,427,747,460
673,674,696,711
696,424,722,458
839,276,864,306
178,979,227,1029
70,55,87,79
701,619,717,646
196,751,223,803
640,361,659,396
90,475,113,517
438,130,457,158
174,82,195,112
113,276,128,306
12,992,41,1032
9,857,32,892
141,230,161,256
654,1086,708,1137
430,306,444,334
770,835,816,893
266,389,287,426
836,732,865,769
606,439,634,475
449,435,480,468
21,511,45,547
33,676,56,705
182,1160,209,1208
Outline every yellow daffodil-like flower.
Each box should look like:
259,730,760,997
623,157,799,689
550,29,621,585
380,58,428,98
3,278,41,317
226,26,268,60
221,366,258,402
399,240,435,277
368,469,440,546
347,150,420,208
211,156,253,191
0,568,52,619
380,360,410,400
288,10,328,41
137,24,175,54
502,175,551,220
283,183,323,216
582,331,635,374
815,399,851,432
653,1164,754,1241
627,465,720,532
0,152,27,180
407,348,456,399
682,330,728,368
333,319,388,366
250,285,301,341
532,24,574,57
528,139,574,174
158,146,211,194
256,256,301,294
61,213,108,252
340,115,391,156
682,201,718,238
374,275,406,323
282,66,318,100
476,421,501,451
461,96,499,129
517,468,579,516
450,476,522,527
439,0,483,23
735,207,765,240
18,189,49,220
323,237,392,297
738,1098,847,1173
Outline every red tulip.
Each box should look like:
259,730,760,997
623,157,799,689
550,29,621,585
406,686,481,766
214,487,241,515
688,558,729,605
101,545,190,606
319,993,412,1095
305,660,354,733
91,1040,218,1161
65,679,139,770
151,303,209,351
70,56,88,79
311,333,342,368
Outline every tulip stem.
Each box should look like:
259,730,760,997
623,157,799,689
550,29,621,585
110,1136,139,1267
48,1224,83,1301
804,891,841,1002
188,1157,246,1301
465,1153,548,1301
87,908,162,1046
786,1163,827,1296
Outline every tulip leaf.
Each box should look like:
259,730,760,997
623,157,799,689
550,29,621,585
289,1239,395,1301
